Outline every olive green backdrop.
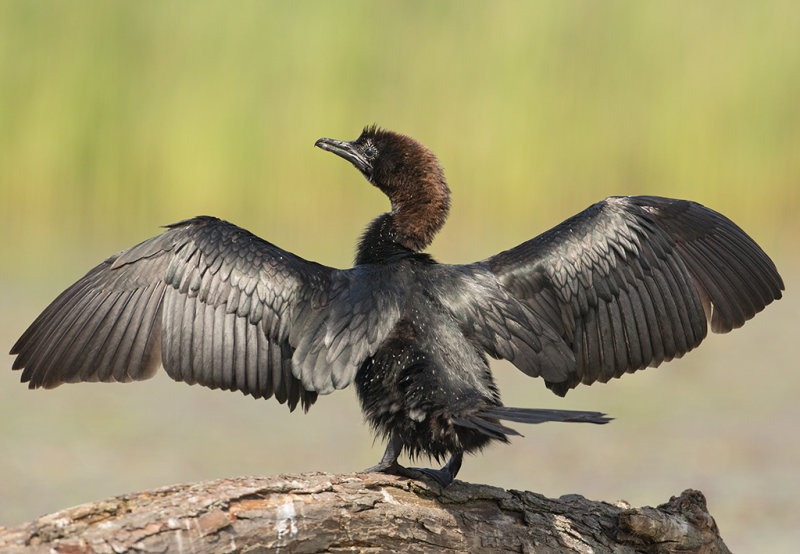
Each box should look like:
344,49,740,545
1,2,797,551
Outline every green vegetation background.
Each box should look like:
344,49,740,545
1,2,797,551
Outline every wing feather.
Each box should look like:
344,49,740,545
483,196,783,396
126,284,165,382
93,290,136,382
11,217,398,411
71,292,127,382
108,289,146,382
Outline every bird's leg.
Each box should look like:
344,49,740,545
409,451,463,487
361,434,405,474
361,437,463,487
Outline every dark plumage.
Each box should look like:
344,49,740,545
10,126,784,486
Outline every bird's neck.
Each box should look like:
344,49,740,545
390,178,450,252
355,186,450,265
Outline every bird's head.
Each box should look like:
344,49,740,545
315,125,448,206
316,126,451,252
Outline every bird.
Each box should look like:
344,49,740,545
10,126,784,486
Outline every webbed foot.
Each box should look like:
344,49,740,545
409,451,463,486
406,466,456,487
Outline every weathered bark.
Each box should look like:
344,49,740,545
0,472,729,553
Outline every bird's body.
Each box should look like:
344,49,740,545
355,261,500,460
11,126,784,485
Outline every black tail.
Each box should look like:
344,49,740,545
482,406,612,425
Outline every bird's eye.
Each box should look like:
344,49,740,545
364,146,377,159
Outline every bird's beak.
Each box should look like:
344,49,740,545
315,137,371,174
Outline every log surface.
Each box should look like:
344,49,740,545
0,472,730,553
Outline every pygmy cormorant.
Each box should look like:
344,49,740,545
10,126,784,486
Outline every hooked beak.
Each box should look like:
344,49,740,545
315,137,371,174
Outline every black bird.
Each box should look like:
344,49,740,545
10,126,784,486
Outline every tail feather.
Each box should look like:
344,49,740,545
482,406,612,425
452,415,522,438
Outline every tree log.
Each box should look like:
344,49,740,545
0,472,729,553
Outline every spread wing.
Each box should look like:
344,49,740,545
479,196,783,396
10,216,402,410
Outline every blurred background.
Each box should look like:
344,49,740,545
1,1,797,551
